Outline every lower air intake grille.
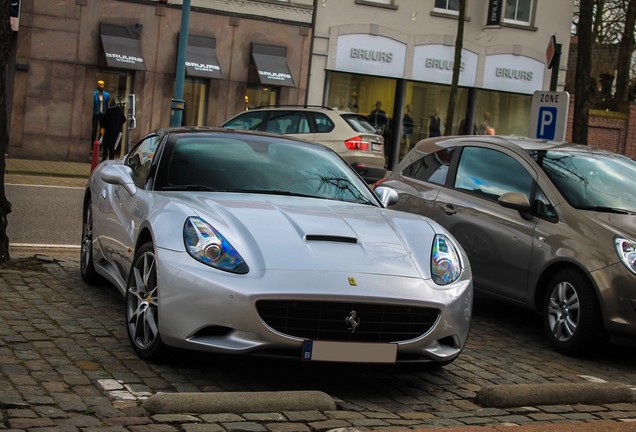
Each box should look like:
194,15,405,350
256,300,439,343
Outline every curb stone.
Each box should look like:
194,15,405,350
142,391,337,415
475,382,635,408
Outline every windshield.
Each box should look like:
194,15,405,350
528,149,636,213
157,133,378,206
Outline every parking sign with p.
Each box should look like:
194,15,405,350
529,91,569,141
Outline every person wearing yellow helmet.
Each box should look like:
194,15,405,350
91,79,110,155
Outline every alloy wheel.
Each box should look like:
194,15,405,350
546,281,580,342
127,249,160,351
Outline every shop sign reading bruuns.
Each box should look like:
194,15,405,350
105,53,144,66
259,71,293,81
100,23,146,71
335,34,406,78
186,35,223,79
349,48,393,63
486,0,503,26
483,54,544,94
186,62,221,72
412,45,477,86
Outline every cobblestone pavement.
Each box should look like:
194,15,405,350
1,252,636,431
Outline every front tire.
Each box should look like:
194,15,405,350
80,197,100,284
543,268,606,356
126,242,169,361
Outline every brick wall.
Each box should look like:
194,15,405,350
566,100,636,159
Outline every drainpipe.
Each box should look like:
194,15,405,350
170,0,191,127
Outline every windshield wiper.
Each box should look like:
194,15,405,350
234,189,325,199
576,206,636,215
160,185,223,192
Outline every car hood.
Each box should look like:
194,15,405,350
583,211,636,240
153,193,441,278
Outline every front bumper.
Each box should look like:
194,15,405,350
590,261,636,342
154,248,473,363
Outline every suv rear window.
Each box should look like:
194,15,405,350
341,114,377,134
312,112,335,133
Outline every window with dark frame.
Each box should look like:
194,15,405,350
355,0,394,6
503,0,533,26
434,0,459,14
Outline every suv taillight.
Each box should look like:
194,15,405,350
345,136,370,151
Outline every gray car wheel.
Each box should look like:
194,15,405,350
126,242,168,361
543,268,605,355
80,197,99,284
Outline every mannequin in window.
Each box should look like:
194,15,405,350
91,80,110,154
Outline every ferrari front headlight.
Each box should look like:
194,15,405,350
183,217,249,274
614,237,636,275
431,234,462,285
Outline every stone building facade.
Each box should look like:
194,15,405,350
8,0,313,161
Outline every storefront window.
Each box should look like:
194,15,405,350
504,0,533,26
183,78,208,126
245,86,279,110
404,81,469,140
474,89,531,136
327,72,396,118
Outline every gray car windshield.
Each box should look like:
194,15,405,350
528,149,636,213
160,134,377,206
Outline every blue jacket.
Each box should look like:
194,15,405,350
93,90,110,116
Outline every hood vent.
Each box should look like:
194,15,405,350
305,234,358,244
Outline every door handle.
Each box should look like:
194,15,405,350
442,204,457,215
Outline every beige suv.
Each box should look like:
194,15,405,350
221,106,386,182
376,135,636,356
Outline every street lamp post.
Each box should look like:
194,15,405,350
170,0,191,127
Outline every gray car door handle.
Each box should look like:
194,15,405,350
442,204,457,215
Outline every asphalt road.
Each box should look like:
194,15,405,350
5,175,85,247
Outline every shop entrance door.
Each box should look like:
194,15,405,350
96,71,133,157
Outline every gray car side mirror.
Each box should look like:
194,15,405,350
375,186,399,207
100,165,137,196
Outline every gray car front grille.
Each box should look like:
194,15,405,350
256,300,439,343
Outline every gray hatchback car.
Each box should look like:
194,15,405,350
376,135,636,356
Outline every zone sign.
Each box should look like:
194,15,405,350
529,91,569,141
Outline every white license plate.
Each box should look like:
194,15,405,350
302,340,397,363
372,143,383,152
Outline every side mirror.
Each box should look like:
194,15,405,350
100,165,137,196
499,192,532,219
375,186,399,207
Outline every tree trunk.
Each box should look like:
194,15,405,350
444,0,467,136
0,0,13,262
613,0,635,110
573,0,595,144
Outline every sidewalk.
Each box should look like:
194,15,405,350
5,157,91,178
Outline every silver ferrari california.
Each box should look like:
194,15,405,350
80,127,472,365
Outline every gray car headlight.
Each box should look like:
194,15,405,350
431,234,462,285
614,237,636,275
184,217,249,274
